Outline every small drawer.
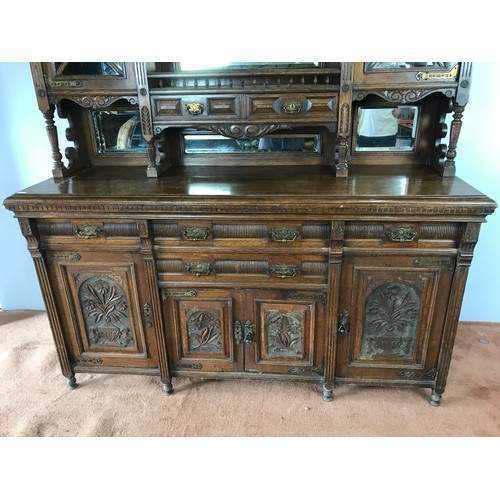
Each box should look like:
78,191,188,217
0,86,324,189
246,93,338,121
152,94,242,122
344,222,461,249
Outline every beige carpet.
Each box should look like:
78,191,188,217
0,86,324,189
1,310,499,437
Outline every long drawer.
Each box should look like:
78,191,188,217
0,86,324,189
152,220,331,249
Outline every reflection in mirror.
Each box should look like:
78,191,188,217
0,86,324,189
55,62,124,76
366,62,445,70
179,62,319,71
91,110,146,153
355,106,418,152
184,133,320,154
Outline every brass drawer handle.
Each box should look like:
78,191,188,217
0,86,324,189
183,226,210,241
75,224,101,239
184,102,205,115
186,262,213,276
271,227,300,242
271,264,298,278
385,228,417,242
282,101,303,114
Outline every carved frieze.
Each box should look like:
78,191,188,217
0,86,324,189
354,88,454,103
201,124,290,140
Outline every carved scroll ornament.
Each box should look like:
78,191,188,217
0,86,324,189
201,124,290,140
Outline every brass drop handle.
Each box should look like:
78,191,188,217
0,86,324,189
271,264,298,279
184,102,205,115
338,310,349,334
234,320,243,345
183,226,210,241
243,320,254,344
385,228,417,242
271,227,300,242
186,262,213,276
282,101,303,114
75,224,101,239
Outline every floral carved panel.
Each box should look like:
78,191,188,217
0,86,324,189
361,282,420,359
78,276,134,348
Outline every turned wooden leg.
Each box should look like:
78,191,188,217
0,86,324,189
322,383,334,402
162,382,173,396
67,376,78,390
429,390,442,407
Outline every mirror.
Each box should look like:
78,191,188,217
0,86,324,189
178,62,320,71
183,133,320,154
366,62,445,70
355,106,418,152
91,110,146,153
55,62,124,76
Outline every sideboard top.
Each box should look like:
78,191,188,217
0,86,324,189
4,164,496,220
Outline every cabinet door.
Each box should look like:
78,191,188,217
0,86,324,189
161,287,244,373
336,254,454,382
48,250,159,371
243,289,327,378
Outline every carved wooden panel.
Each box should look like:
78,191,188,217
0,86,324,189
265,309,304,358
78,275,135,348
361,282,420,359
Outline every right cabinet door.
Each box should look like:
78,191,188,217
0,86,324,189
336,254,455,382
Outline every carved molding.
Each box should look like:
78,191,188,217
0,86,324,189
140,105,153,136
6,201,496,217
354,88,454,103
66,95,137,109
201,124,290,139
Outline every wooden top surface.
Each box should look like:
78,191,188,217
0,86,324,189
4,164,497,219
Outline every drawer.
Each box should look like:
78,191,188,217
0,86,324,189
156,252,328,285
37,219,142,247
344,222,462,249
246,93,338,121
152,220,331,248
151,94,242,122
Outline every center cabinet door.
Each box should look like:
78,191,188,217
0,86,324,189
243,289,327,377
162,287,244,373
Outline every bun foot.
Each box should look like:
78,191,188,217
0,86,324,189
162,382,173,396
429,390,442,406
322,384,334,402
67,376,78,390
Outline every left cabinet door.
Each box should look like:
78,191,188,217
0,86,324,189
47,250,159,372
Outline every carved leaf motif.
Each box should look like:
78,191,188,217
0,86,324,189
267,312,303,357
187,311,222,352
362,282,420,358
